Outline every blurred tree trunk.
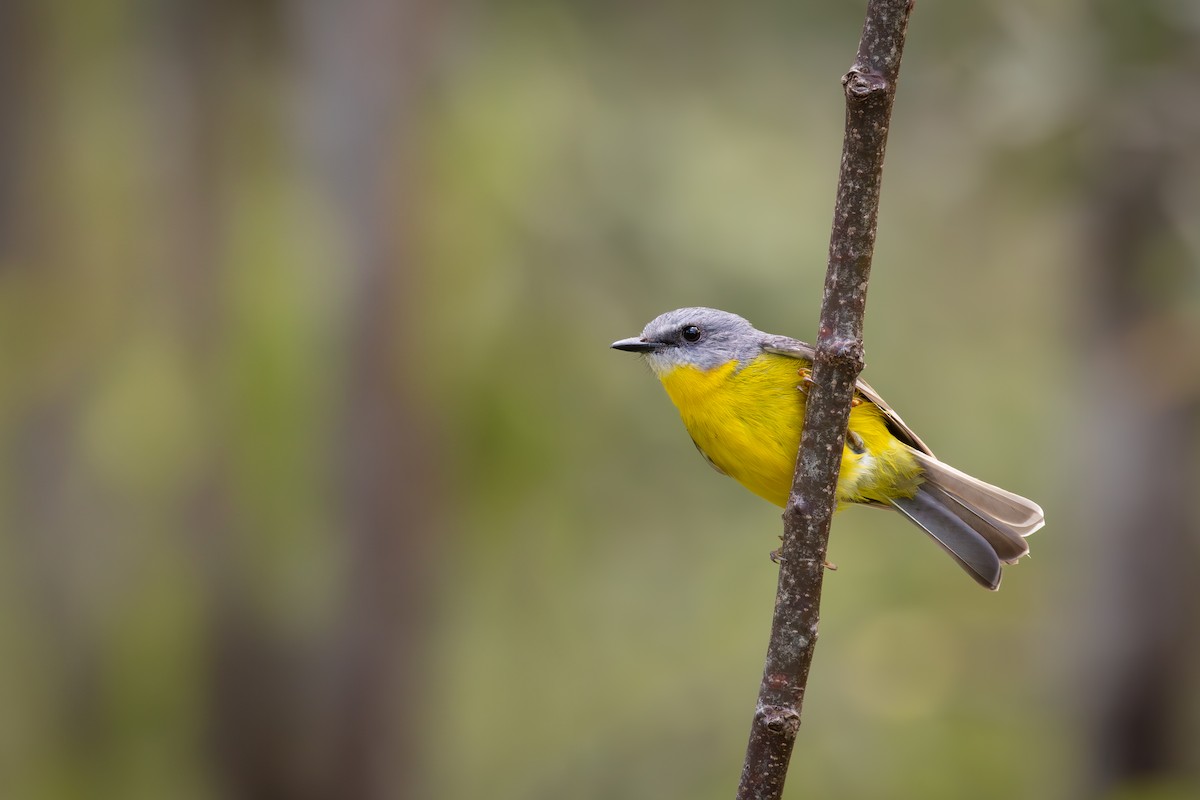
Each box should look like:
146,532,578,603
0,0,108,778
142,3,287,798
0,0,37,259
1072,38,1200,797
291,1,446,798
144,1,448,798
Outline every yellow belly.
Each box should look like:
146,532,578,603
658,354,922,507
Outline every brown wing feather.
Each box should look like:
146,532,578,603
760,334,934,456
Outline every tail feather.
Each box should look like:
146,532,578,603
921,483,1029,564
890,450,1045,590
891,490,1003,590
909,448,1045,537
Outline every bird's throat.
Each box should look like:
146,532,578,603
657,361,742,410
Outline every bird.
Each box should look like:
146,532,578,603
611,307,1044,590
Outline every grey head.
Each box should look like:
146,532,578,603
611,307,764,376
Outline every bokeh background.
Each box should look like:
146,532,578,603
1,1,1198,798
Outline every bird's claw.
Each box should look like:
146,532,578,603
797,367,864,407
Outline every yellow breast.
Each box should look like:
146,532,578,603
657,354,921,507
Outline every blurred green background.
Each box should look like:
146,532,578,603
1,1,1198,798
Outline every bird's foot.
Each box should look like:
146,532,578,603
797,367,863,407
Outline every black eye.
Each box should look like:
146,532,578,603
681,325,702,342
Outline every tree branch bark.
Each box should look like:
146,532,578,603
735,2,913,798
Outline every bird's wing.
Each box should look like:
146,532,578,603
760,334,818,362
760,334,935,456
690,436,729,475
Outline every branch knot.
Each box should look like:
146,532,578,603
759,705,802,736
819,337,865,372
842,68,890,100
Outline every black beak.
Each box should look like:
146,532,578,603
611,337,664,353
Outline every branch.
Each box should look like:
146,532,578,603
735,2,913,798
